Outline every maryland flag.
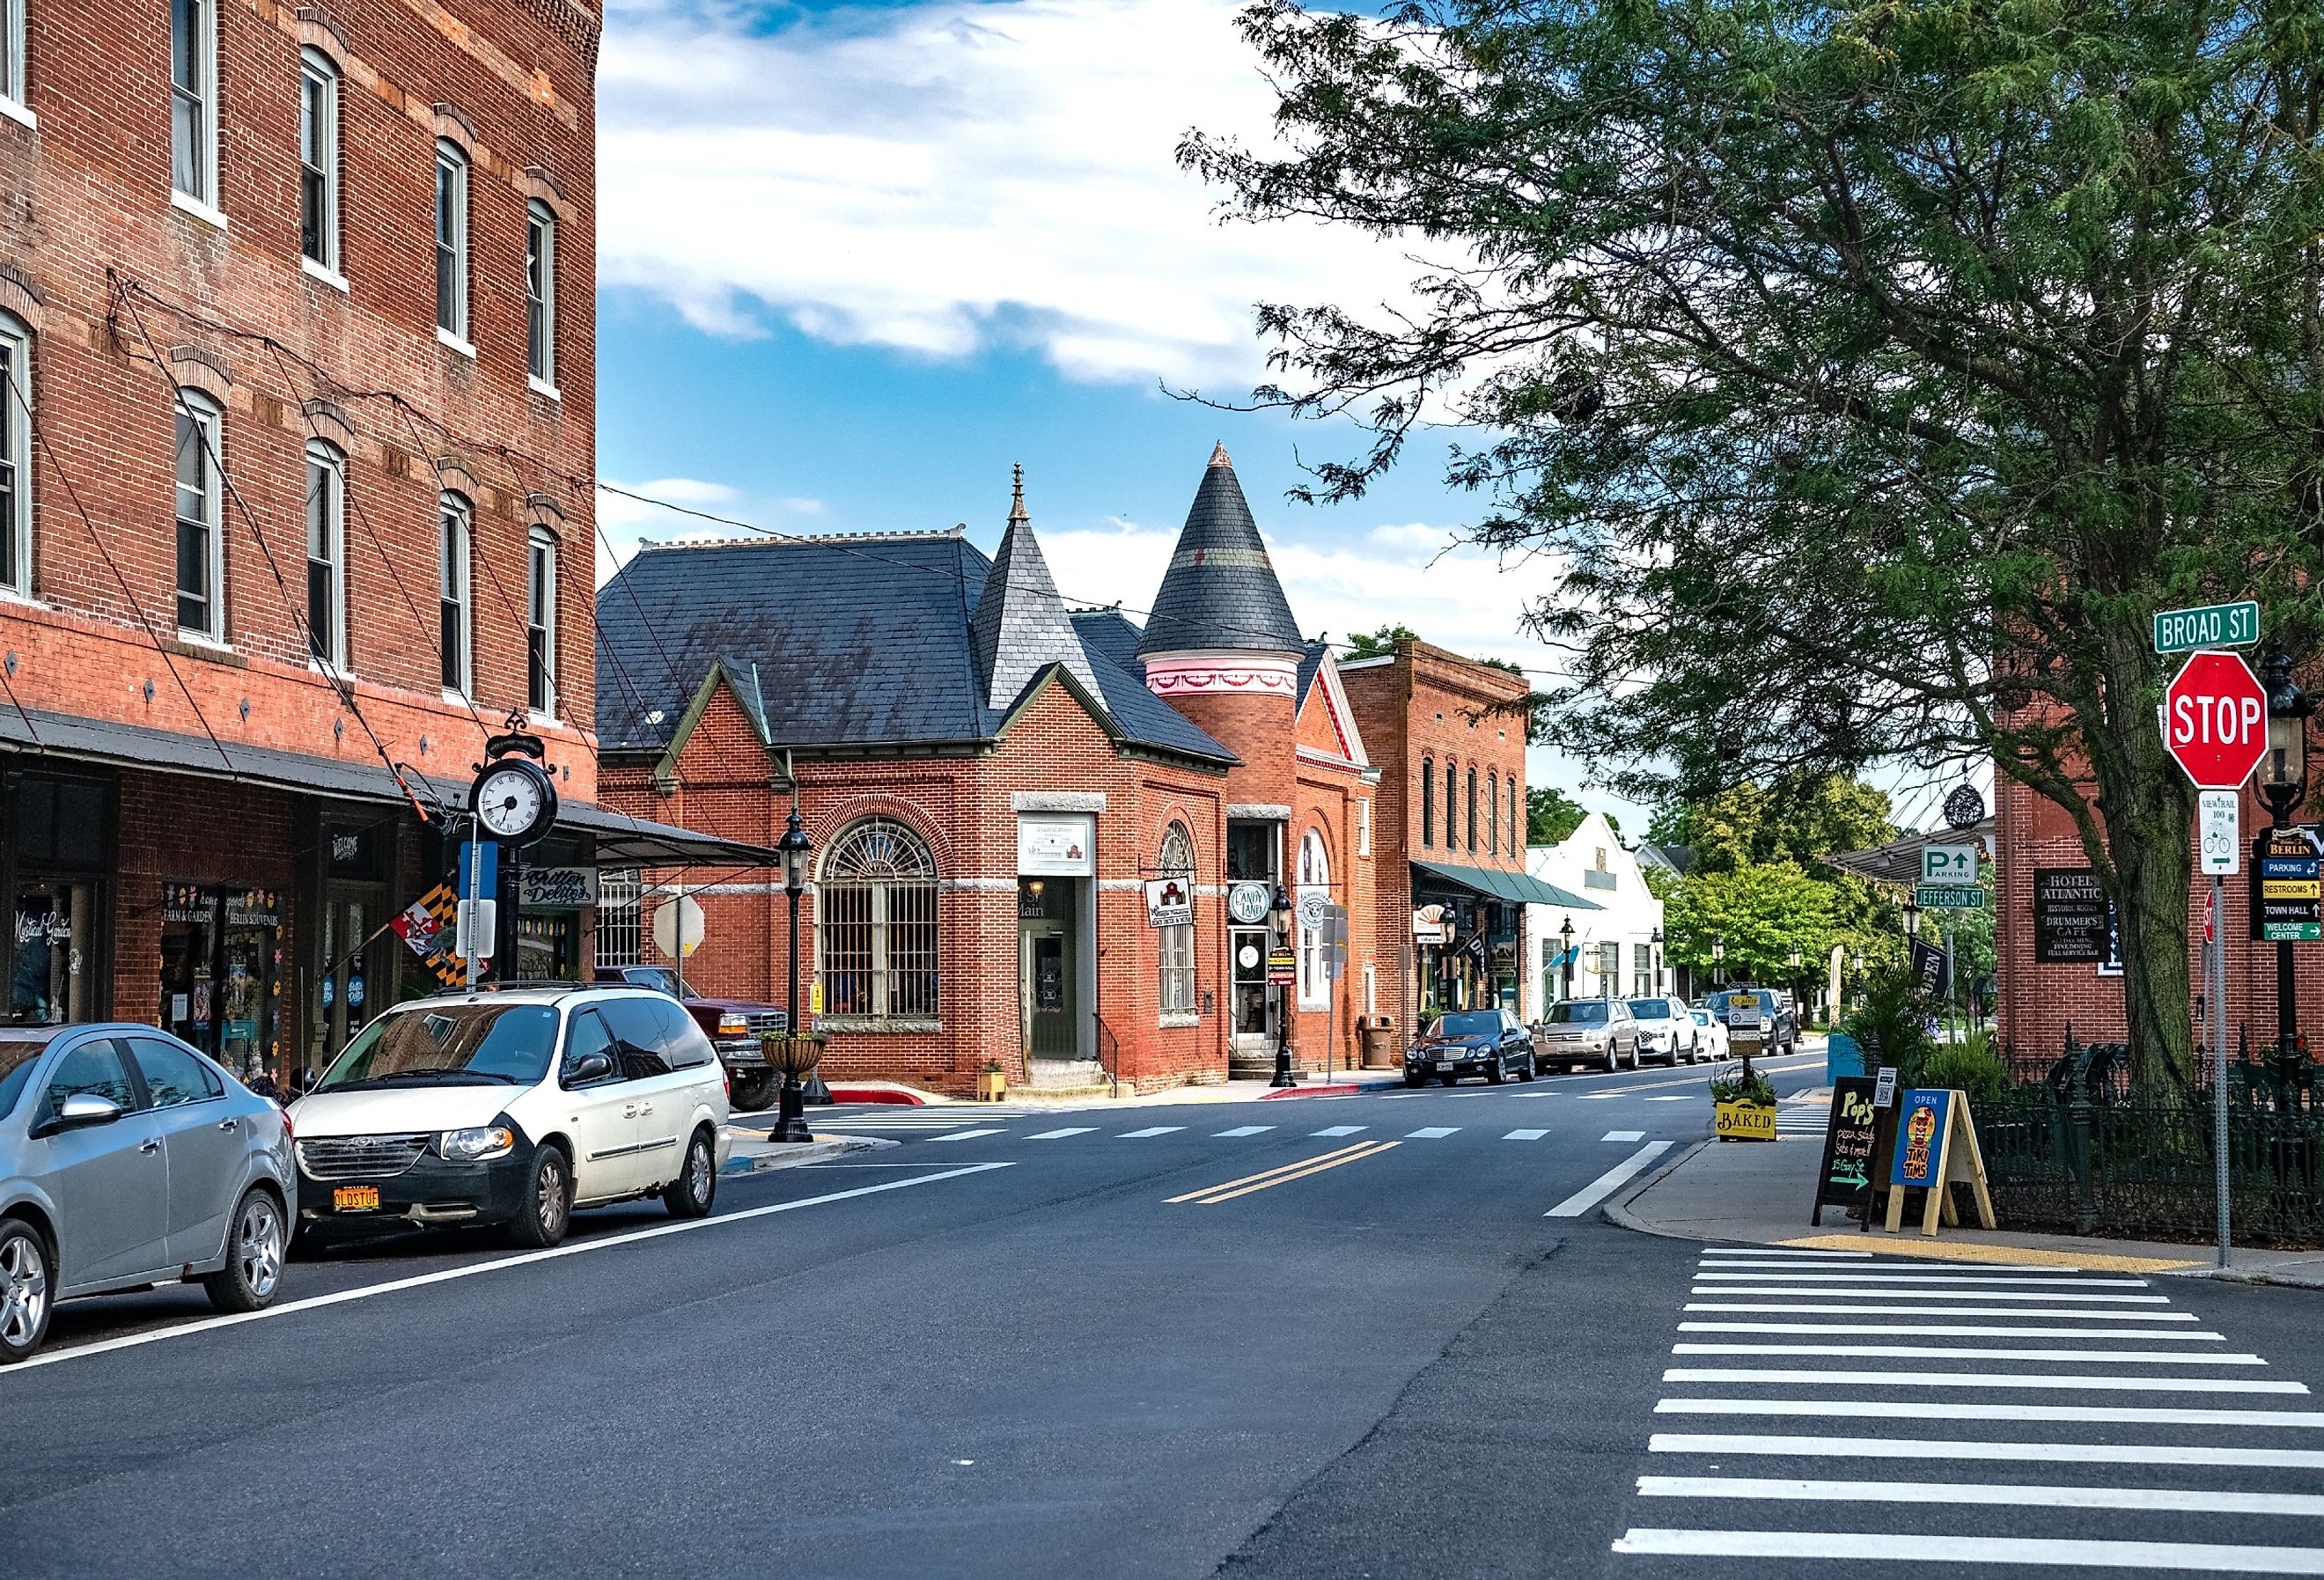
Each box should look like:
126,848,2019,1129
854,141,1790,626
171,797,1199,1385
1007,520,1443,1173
394,882,472,988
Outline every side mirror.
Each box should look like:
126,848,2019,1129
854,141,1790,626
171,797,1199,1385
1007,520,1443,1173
565,1052,614,1086
34,1091,125,1138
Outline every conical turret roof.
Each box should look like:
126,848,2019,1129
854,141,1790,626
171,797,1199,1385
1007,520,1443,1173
969,465,1099,710
1136,445,1305,658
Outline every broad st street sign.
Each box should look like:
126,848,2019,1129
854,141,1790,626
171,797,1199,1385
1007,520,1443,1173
2154,600,2261,655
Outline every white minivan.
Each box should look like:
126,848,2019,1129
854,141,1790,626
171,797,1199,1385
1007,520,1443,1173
287,987,732,1249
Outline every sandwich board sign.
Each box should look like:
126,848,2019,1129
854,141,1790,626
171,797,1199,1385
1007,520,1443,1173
1884,1087,1998,1238
1810,1076,1880,1226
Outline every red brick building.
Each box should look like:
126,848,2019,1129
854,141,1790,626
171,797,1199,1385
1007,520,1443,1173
0,0,722,1083
598,450,1403,1094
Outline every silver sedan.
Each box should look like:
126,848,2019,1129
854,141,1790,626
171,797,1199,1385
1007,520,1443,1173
0,1025,293,1363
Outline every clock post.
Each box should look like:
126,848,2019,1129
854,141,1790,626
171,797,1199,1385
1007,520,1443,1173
470,715,560,984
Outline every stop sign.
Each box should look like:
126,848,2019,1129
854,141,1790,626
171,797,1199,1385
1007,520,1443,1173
2164,650,2269,789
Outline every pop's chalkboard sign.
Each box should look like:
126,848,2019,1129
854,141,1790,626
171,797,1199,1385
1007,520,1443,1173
1810,1076,1880,1227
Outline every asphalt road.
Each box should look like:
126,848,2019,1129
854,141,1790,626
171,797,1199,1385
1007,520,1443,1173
12,1047,2321,1578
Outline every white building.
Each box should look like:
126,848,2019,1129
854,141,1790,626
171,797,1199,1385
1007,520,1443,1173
1525,812,1667,1020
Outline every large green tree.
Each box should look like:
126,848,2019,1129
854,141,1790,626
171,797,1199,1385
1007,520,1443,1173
1184,0,2324,1083
1665,861,1836,986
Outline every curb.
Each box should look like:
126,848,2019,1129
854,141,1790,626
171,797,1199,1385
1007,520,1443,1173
720,1134,898,1176
1597,1135,1716,1239
825,1085,927,1106
1261,1081,1362,1099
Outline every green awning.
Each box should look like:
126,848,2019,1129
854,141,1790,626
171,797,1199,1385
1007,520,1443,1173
1410,858,1601,911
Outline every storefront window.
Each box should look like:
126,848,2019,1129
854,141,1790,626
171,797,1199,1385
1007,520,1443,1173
159,883,282,1084
11,878,91,1025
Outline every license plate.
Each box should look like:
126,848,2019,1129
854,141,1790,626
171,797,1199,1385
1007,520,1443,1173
1435,1060,1455,1071
333,1185,380,1212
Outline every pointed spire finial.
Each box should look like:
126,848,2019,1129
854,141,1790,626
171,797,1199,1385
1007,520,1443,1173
1208,441,1232,469
1009,462,1028,525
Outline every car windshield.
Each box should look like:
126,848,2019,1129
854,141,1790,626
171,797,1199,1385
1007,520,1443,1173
624,966,680,997
316,1004,561,1091
0,1037,50,1119
1430,1012,1502,1038
1690,1010,1711,1025
1546,1002,1608,1024
1628,998,1670,1018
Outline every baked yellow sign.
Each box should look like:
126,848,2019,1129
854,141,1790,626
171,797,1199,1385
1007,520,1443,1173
1714,1100,1776,1141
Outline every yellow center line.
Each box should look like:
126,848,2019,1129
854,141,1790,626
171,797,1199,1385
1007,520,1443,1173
1162,1141,1382,1204
1187,1141,1403,1205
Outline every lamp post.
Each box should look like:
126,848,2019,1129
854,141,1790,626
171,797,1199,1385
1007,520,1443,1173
2261,648,2313,1097
1788,943,1804,1022
1651,925,1665,996
1712,932,1726,987
769,801,816,1143
1270,881,1298,1088
1559,915,1575,1003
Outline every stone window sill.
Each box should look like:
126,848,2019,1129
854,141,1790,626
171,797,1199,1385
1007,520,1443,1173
301,256,349,293
816,1017,942,1036
170,189,228,231
1159,1011,1200,1030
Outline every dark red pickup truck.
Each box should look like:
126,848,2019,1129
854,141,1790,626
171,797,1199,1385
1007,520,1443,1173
592,966,789,1109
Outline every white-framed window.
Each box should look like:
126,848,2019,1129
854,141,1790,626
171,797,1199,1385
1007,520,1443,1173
438,491,470,695
173,395,223,639
0,313,29,595
818,819,939,1021
1357,798,1372,859
526,202,555,386
526,525,556,715
299,50,338,269
170,0,215,205
1158,821,1195,1017
1595,940,1619,988
1633,944,1654,998
304,441,345,669
596,869,642,966
1296,827,1329,1010
434,141,468,341
0,0,27,112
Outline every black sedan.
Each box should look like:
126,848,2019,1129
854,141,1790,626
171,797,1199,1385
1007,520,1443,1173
1404,1010,1538,1087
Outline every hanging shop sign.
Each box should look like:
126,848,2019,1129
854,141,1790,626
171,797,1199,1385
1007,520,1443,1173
1228,881,1274,926
224,889,280,928
518,866,599,909
2253,827,2324,942
1017,815,1094,878
1144,876,1193,930
1410,902,1453,943
162,884,214,924
2032,869,2112,962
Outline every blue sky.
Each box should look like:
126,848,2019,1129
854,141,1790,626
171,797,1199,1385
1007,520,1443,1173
590,0,1604,813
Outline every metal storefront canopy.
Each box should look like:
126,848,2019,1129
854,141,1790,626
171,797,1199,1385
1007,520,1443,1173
1822,819,1997,887
1410,856,1601,911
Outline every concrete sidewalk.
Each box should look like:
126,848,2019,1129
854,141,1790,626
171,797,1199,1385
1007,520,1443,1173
818,1069,1409,1108
720,1128,900,1175
1604,1091,2324,1288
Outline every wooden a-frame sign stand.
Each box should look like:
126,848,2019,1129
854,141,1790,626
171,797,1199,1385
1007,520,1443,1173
1883,1088,1999,1238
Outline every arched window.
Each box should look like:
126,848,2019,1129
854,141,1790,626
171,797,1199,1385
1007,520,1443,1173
1467,768,1479,853
817,819,939,1021
1445,761,1459,852
299,48,340,270
1509,777,1520,856
438,490,471,695
0,311,31,595
435,139,469,340
1296,828,1329,1009
1487,771,1498,855
1158,821,1195,1017
305,440,345,670
1420,757,1434,848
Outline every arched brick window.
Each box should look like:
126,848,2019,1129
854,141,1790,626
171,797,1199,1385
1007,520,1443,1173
1158,821,1195,1016
1421,757,1434,847
817,819,939,1020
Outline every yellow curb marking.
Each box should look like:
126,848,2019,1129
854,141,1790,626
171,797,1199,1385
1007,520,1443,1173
1168,1141,1401,1204
1775,1233,2200,1273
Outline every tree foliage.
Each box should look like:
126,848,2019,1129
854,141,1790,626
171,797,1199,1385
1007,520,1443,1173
1343,622,1420,658
1184,0,2324,1079
1665,860,1835,984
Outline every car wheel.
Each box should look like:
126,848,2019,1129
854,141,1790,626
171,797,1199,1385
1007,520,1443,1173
0,1218,52,1365
508,1147,571,1249
1603,1043,1621,1073
1402,1071,1428,1088
202,1187,286,1314
730,1070,778,1112
1488,1056,1507,1085
666,1126,717,1220
1520,1056,1536,1083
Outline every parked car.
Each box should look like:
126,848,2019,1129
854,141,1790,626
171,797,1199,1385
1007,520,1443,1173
1405,1010,1537,1086
1699,987,1799,1055
1533,997,1643,1071
0,1025,294,1364
1688,1008,1732,1063
286,987,732,1251
1627,996,1698,1065
592,965,789,1111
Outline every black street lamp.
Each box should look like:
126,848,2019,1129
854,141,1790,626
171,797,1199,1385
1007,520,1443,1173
1559,915,1575,1002
2261,648,2313,1091
1270,881,1298,1088
769,800,816,1143
1711,932,1726,987
1651,925,1665,995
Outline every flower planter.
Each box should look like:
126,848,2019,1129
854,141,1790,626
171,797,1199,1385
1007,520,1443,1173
1713,1099,1777,1142
974,1069,1006,1102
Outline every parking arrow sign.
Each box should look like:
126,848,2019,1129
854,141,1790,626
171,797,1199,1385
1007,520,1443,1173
1921,843,1978,886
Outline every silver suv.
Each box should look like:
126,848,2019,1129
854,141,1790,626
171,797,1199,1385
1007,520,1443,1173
1534,997,1643,1071
0,1025,294,1363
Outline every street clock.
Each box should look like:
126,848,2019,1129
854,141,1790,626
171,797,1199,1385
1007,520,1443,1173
470,753,558,848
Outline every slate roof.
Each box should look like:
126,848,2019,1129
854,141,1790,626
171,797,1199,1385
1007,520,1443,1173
1068,608,1147,680
969,478,1099,710
1295,642,1326,705
1137,445,1306,659
596,532,1234,768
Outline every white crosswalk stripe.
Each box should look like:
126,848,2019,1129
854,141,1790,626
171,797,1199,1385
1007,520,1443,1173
1504,1128,1550,1142
1024,1128,1096,1141
1312,1125,1367,1137
1404,1127,1460,1139
1116,1126,1184,1139
926,1128,1004,1143
1213,1125,1275,1137
1613,1250,2324,1573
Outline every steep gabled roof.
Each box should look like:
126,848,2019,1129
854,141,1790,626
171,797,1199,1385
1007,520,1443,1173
1136,444,1305,658
969,471,1099,710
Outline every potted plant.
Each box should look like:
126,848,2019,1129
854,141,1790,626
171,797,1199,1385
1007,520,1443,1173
975,1059,1006,1102
1710,1067,1777,1142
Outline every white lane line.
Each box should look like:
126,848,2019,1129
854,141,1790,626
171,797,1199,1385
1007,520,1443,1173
1700,1248,1872,1258
1683,1304,2199,1321
1693,1287,2170,1303
1636,1475,2324,1517
1117,1127,1185,1139
1649,1433,2324,1468
1694,1272,2145,1286
1645,1095,1695,1103
1405,1127,1460,1139
1602,1130,1645,1142
1695,1260,2055,1272
1504,1128,1550,1142
1024,1128,1097,1141
1312,1125,1367,1137
927,1128,1006,1143
3,1162,1016,1377
1662,1368,2309,1395
1213,1125,1275,1137
1546,1141,1674,1217
1578,1093,1626,1100
1673,1343,2265,1363
1656,1398,2324,1429
1678,1321,2224,1339
1612,1529,2324,1572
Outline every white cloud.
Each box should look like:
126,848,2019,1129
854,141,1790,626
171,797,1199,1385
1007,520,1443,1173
598,0,1419,385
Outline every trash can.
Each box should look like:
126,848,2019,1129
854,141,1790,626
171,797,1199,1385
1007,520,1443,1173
1361,1016,1398,1069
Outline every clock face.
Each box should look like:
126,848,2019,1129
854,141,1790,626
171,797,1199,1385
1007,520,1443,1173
476,764,548,841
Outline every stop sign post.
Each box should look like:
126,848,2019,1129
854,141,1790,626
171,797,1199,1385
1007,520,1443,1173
2165,650,2269,790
